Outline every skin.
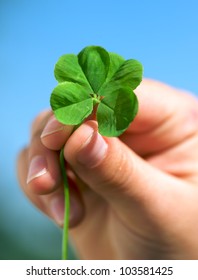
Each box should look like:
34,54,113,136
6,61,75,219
17,79,198,259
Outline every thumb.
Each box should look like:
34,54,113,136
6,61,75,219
64,121,178,214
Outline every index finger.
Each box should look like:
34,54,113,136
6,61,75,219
129,79,181,133
121,79,198,156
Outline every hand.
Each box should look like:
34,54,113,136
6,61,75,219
17,79,198,259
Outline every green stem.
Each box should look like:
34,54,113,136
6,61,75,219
60,148,70,260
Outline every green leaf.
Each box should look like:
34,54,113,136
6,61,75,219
78,46,110,93
106,52,125,82
54,54,91,91
107,59,143,90
50,82,93,125
97,86,138,137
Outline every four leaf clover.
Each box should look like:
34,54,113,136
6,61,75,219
50,46,143,137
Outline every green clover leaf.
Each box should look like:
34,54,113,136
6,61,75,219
50,45,143,137
50,82,93,125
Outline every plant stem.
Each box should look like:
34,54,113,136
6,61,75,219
60,148,70,260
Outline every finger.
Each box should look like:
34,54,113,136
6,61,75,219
40,104,99,151
63,121,189,224
29,110,74,194
147,132,198,182
40,114,74,150
120,79,198,156
129,79,186,133
28,111,62,194
17,147,45,210
17,111,85,227
18,146,85,228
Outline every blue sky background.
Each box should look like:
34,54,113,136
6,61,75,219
1,0,198,259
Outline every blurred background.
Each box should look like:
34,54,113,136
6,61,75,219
1,0,198,260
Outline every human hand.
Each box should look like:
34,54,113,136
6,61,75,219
17,79,198,259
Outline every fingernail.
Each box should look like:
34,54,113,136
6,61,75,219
50,195,65,227
27,155,47,184
77,126,108,168
41,115,64,138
